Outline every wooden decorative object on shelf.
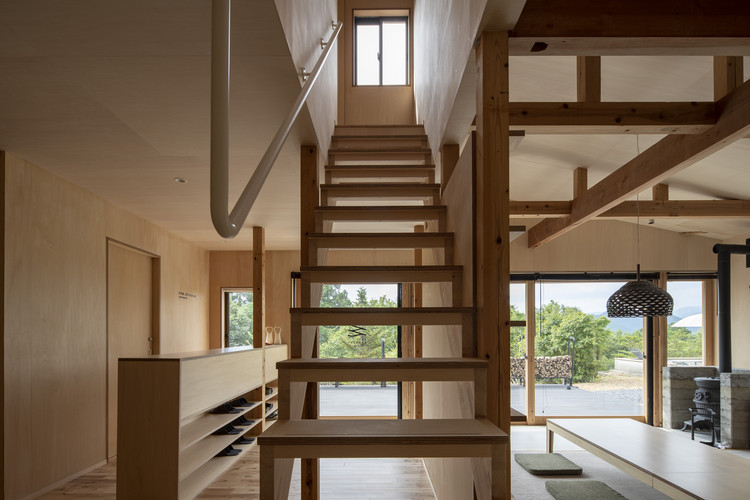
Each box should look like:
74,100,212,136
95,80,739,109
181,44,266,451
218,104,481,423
116,345,287,500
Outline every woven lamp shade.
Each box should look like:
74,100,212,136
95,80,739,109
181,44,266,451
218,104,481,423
607,279,674,318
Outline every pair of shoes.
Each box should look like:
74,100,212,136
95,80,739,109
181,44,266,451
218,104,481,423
211,403,240,414
265,387,274,396
215,446,240,457
233,416,255,427
234,436,255,445
212,424,241,436
266,409,278,420
265,402,273,412
232,397,254,407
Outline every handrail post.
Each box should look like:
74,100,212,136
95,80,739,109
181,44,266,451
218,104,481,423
210,0,235,238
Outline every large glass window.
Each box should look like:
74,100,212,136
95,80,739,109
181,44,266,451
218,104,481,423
223,289,253,347
355,16,408,86
667,281,704,366
533,281,643,417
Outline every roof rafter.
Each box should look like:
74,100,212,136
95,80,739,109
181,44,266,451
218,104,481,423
509,102,716,134
510,0,750,55
526,77,750,247
511,200,750,218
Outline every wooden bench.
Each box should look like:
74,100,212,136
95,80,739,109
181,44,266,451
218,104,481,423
546,418,750,499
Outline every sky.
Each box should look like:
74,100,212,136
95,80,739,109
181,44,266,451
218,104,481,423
340,281,702,316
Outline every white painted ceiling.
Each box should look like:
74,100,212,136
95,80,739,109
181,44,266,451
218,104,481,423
1,1,749,249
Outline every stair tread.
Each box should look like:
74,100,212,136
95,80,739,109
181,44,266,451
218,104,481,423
329,148,431,153
332,134,427,140
257,418,507,445
315,206,445,211
325,164,435,170
322,183,440,188
291,306,471,313
309,232,452,238
300,265,460,271
278,357,486,370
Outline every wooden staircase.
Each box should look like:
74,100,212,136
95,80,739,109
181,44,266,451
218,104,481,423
257,125,508,499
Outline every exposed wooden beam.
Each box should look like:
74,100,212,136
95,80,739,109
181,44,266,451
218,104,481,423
509,102,716,134
576,57,601,103
573,168,588,199
511,199,750,218
714,56,744,100
510,0,750,55
526,78,750,247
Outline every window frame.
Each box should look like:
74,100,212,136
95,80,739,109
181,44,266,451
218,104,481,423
354,15,409,87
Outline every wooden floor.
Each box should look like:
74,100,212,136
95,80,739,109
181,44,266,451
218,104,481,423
36,447,436,499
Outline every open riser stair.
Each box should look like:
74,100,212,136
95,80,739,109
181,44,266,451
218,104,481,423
257,124,508,499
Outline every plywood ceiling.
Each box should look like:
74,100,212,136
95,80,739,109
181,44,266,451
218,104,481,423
1,1,749,249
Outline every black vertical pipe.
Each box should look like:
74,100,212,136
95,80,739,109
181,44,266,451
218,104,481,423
717,250,732,374
646,316,654,426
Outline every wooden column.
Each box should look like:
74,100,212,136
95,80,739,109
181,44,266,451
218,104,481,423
714,56,744,101
702,279,717,366
573,167,588,199
300,145,319,500
652,272,669,427
524,281,536,425
475,30,510,499
414,224,424,419
576,56,601,103
253,226,265,349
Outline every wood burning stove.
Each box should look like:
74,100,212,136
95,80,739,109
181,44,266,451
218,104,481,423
685,376,720,445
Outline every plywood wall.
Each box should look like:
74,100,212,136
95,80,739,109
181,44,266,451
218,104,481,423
208,250,300,354
337,0,416,125
511,219,719,273
274,0,338,154
2,152,209,500
721,235,750,370
413,0,486,158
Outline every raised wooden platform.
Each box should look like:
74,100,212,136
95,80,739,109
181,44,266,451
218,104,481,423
546,418,750,500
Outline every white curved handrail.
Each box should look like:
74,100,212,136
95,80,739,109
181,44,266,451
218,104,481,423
211,0,342,238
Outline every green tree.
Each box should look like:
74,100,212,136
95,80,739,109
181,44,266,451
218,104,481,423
510,304,526,358
536,301,612,382
318,285,398,360
667,326,702,357
227,292,253,346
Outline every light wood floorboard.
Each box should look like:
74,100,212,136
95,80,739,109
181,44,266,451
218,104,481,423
35,450,436,499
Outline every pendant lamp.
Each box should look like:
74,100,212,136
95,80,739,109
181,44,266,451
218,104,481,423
606,264,674,317
606,136,674,318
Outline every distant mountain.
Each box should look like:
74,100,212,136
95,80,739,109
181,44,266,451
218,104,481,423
594,305,702,333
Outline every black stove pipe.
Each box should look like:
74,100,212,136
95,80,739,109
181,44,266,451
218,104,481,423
712,242,750,374
646,316,654,426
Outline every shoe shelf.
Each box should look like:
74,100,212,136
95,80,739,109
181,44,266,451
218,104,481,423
117,345,287,500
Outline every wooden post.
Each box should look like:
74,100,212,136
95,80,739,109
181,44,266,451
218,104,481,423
525,281,536,425
714,56,744,101
653,272,669,427
476,30,510,499
573,167,588,199
414,225,424,419
300,145,319,500
652,183,669,203
576,56,601,103
702,279,717,366
253,226,265,349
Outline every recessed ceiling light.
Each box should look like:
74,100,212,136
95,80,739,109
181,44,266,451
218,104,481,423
173,177,187,184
